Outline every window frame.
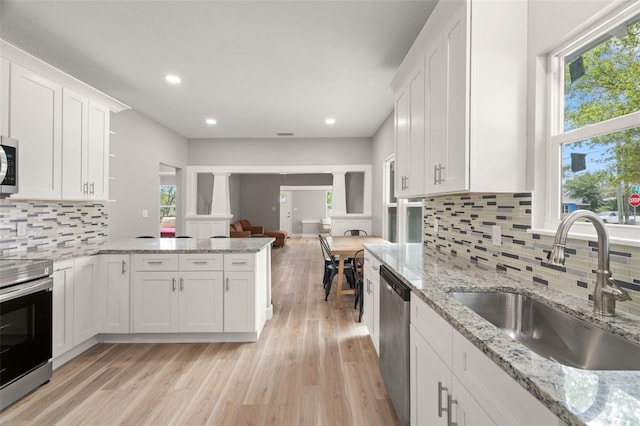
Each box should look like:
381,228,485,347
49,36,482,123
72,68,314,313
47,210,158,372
540,2,640,246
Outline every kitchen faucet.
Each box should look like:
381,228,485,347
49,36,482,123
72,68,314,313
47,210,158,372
545,209,632,316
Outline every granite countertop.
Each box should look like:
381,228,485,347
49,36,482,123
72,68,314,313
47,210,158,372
364,242,640,426
5,237,275,262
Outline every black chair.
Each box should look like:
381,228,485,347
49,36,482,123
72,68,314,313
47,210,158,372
344,229,367,236
352,249,365,322
175,236,192,238
136,235,156,238
319,235,355,301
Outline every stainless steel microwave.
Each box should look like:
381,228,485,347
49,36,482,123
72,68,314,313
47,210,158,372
0,137,18,197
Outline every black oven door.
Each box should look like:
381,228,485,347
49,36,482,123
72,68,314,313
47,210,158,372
0,278,52,388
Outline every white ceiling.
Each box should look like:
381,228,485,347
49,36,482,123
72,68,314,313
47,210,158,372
0,0,437,139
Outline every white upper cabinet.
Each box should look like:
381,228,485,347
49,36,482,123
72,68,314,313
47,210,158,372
62,88,89,199
395,63,426,197
87,100,110,200
9,62,63,199
392,0,527,197
1,58,9,136
2,40,128,201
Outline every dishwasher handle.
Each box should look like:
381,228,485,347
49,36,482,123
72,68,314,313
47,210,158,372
379,265,411,301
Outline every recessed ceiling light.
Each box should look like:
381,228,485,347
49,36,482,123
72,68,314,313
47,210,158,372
206,118,217,125
165,74,181,84
325,118,336,125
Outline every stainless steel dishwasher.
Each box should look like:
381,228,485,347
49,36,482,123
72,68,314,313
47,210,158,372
379,264,411,426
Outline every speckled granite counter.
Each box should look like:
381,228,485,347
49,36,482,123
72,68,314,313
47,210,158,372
364,242,640,426
4,237,275,262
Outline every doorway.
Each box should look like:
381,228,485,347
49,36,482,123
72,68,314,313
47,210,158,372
160,164,178,237
279,190,292,235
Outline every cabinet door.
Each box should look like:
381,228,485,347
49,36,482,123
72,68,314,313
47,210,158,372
410,324,449,426
73,256,99,344
52,264,74,358
424,32,446,194
61,87,89,200
451,376,496,426
10,62,62,199
101,255,130,334
87,100,110,200
438,2,468,193
179,271,223,332
133,271,180,333
1,58,8,136
408,65,425,196
395,87,411,197
224,271,255,332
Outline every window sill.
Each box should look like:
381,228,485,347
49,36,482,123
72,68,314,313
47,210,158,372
532,222,640,248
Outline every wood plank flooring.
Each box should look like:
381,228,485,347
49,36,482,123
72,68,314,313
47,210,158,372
1,237,399,426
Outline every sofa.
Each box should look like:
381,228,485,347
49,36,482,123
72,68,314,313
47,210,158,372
230,220,287,247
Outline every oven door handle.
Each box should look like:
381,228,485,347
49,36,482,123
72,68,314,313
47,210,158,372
0,277,53,303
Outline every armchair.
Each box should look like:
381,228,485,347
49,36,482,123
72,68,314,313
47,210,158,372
230,222,251,238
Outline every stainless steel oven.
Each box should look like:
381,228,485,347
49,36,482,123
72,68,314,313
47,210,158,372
0,258,53,411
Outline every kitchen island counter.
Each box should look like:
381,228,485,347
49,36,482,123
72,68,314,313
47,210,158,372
5,237,275,262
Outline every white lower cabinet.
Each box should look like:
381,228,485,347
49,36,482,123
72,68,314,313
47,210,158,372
100,255,131,333
410,296,559,426
73,256,99,344
52,260,75,358
363,249,380,353
132,253,257,334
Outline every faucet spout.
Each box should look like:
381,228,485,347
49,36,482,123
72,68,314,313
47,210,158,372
544,210,631,316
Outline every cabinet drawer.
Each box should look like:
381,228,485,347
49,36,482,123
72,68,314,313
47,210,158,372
179,254,223,271
410,296,453,369
133,254,179,271
224,254,255,271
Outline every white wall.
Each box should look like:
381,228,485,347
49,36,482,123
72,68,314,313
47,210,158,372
370,112,395,236
109,109,188,238
188,137,372,166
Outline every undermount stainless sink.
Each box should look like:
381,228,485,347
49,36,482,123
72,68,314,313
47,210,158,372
449,292,640,371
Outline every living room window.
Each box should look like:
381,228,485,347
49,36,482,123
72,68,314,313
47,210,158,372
545,4,640,242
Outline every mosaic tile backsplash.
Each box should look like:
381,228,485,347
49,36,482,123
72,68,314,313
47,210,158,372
423,193,640,317
0,200,108,256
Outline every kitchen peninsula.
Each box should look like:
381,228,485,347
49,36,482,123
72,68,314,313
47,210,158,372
38,237,274,368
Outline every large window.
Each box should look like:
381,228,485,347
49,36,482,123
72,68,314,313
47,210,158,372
548,5,640,240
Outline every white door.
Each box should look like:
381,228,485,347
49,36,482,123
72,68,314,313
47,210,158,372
279,190,292,234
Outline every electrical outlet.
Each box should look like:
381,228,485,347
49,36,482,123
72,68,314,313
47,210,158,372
492,225,502,246
142,209,148,218
434,218,439,234
17,222,27,237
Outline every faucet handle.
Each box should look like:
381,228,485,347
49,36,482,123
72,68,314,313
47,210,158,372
605,278,633,301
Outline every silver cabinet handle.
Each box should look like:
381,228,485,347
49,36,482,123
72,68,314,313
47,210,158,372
231,260,247,265
447,394,458,426
83,182,89,194
180,277,184,292
192,261,208,265
172,278,176,292
121,260,126,275
90,182,95,195
226,277,230,292
438,382,448,418
438,165,445,184
147,261,164,265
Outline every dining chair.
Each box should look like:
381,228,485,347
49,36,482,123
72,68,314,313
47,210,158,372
352,249,365,322
344,229,368,236
319,235,355,301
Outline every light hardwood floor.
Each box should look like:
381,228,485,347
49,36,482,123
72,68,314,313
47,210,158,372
1,237,399,426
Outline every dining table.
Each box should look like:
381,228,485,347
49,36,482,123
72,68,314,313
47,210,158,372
325,235,388,308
